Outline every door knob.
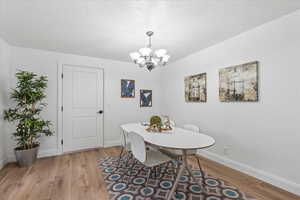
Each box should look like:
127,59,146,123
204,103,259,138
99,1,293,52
98,110,103,114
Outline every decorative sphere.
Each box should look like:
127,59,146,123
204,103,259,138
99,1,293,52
150,116,162,127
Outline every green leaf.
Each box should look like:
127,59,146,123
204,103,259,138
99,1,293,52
3,70,54,150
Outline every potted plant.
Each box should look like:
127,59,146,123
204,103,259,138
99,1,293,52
4,71,54,167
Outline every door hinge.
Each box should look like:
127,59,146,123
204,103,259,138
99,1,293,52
61,139,63,145
61,73,64,79
61,106,63,111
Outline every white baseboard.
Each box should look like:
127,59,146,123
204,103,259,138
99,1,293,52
38,148,61,158
6,148,61,163
104,140,121,148
4,141,121,163
0,158,6,170
198,150,300,196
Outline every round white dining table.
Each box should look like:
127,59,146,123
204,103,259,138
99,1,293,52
120,123,215,200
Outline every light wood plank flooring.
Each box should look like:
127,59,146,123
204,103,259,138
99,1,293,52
0,147,298,200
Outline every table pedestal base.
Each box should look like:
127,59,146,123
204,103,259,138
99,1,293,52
167,150,207,200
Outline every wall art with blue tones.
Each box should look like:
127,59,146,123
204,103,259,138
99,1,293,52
121,79,135,98
140,89,152,107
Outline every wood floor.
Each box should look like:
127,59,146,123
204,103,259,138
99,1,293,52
0,147,299,200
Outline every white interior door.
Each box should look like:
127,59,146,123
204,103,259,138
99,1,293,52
62,65,104,152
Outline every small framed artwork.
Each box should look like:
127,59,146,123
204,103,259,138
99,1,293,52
219,61,258,102
184,73,207,102
121,79,135,98
140,89,152,107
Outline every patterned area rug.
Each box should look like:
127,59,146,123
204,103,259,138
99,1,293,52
98,156,256,200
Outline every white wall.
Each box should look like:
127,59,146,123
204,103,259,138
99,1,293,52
6,46,161,160
160,10,300,194
1,8,299,196
0,37,11,169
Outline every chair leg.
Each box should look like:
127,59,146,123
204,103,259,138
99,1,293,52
170,160,177,174
117,147,124,167
145,167,152,186
155,166,158,178
154,162,163,178
124,151,132,168
175,156,183,173
156,165,162,178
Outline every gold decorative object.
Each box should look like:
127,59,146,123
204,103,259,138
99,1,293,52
146,115,172,132
146,115,162,132
161,115,172,131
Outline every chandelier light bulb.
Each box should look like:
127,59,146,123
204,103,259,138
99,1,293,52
136,57,145,64
151,58,158,66
155,49,167,58
139,47,152,57
130,52,141,61
162,55,170,63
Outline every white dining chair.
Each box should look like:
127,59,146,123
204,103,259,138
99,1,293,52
117,127,132,167
128,131,173,185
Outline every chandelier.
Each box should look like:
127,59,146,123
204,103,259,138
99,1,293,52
130,31,170,71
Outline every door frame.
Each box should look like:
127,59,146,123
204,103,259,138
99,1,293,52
57,62,105,154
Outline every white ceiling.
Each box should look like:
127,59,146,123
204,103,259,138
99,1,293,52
0,0,300,62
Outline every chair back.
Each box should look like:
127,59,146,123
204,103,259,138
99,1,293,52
120,127,132,151
183,124,200,133
128,132,146,163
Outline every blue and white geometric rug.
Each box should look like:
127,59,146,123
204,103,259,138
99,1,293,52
98,157,256,200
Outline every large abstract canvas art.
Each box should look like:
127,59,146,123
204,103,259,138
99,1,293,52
121,79,135,98
184,73,207,102
140,89,152,107
219,61,258,102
